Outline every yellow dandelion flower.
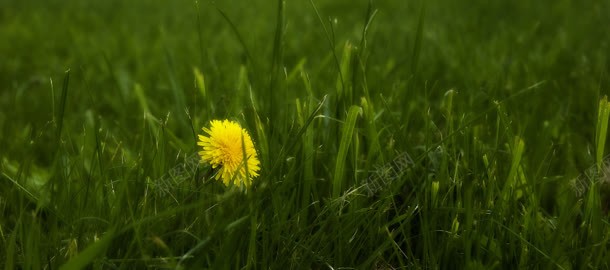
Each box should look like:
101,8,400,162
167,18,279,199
197,119,261,187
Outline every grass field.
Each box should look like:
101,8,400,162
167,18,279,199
1,0,610,269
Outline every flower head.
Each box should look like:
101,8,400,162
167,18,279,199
197,119,260,187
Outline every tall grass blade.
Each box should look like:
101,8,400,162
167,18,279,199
595,96,610,171
194,67,207,100
503,136,525,200
56,69,70,141
410,4,425,75
336,41,352,102
333,105,361,197
309,0,344,90
268,0,285,113
216,8,254,65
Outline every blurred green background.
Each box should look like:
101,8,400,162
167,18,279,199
1,0,610,268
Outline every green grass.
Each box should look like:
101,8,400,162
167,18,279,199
1,0,610,268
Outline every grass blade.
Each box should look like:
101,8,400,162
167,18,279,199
596,96,610,171
59,228,116,270
56,69,70,141
333,105,361,197
410,4,425,75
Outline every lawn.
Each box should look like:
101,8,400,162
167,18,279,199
1,0,610,269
